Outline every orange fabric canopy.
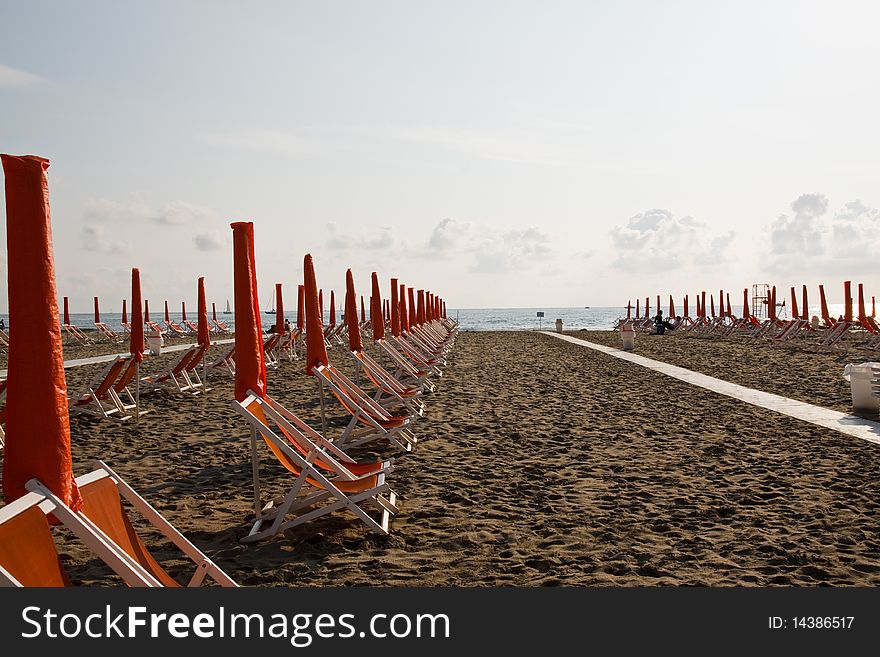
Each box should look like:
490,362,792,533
371,272,385,340
345,269,363,353
304,254,329,374
399,283,409,333
390,277,400,337
276,283,284,337
130,269,144,362
1,154,81,510
231,222,266,401
198,277,210,347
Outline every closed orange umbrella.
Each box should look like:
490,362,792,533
329,290,336,327
726,293,733,318
275,283,284,336
319,289,324,327
94,296,101,324
819,284,831,323
656,295,660,319
371,272,385,340
801,285,809,321
710,294,715,318
790,287,799,319
144,299,150,323
297,284,305,331
668,295,674,318
164,300,170,323
1,154,81,509
212,302,217,322
645,296,650,319
182,301,187,322
769,286,777,321
130,269,144,362
417,289,426,325
304,254,329,374
700,292,706,319
198,277,210,347
390,277,400,337
844,281,853,322
345,269,363,352
636,299,640,319
231,222,267,401
742,288,750,319
858,283,867,321
360,295,366,324
122,298,127,325
408,287,417,327
400,284,409,332
63,296,70,325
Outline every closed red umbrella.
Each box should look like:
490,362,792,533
63,296,70,325
802,285,809,321
198,277,210,347
131,270,144,362
743,289,750,319
212,302,217,322
769,286,777,321
130,268,145,419
144,299,150,323
790,287,799,320
858,283,867,321
360,295,366,324
417,289,426,325
399,284,409,332
819,284,831,323
668,295,674,318
710,294,716,318
94,297,101,324
1,154,82,509
275,283,284,336
182,301,187,322
297,284,305,331
408,287,417,327
164,300,170,323
844,281,853,322
304,254,329,374
390,278,400,337
329,290,336,327
345,270,363,352
231,222,267,402
371,272,385,340
319,289,324,327
122,299,127,325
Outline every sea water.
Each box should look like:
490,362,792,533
0,303,849,334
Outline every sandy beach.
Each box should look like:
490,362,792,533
7,329,880,587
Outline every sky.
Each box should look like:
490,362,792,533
1,0,879,312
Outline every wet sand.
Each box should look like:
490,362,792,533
4,330,880,586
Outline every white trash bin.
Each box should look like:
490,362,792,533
620,320,635,350
147,333,164,356
842,362,880,413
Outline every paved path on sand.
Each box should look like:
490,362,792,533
543,331,880,447
0,338,235,378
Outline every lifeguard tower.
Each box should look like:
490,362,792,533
752,284,770,319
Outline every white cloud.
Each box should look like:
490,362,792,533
0,63,45,89
609,208,734,271
764,194,880,277
325,223,395,252
81,224,127,254
84,196,220,227
768,192,827,256
192,231,225,251
422,218,554,273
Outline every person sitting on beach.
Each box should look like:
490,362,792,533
664,315,681,331
654,310,666,335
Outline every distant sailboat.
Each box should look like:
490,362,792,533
265,290,275,315
223,299,231,314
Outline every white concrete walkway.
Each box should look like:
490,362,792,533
0,338,235,378
543,331,880,447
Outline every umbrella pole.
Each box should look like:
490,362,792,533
317,378,327,437
135,361,140,422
